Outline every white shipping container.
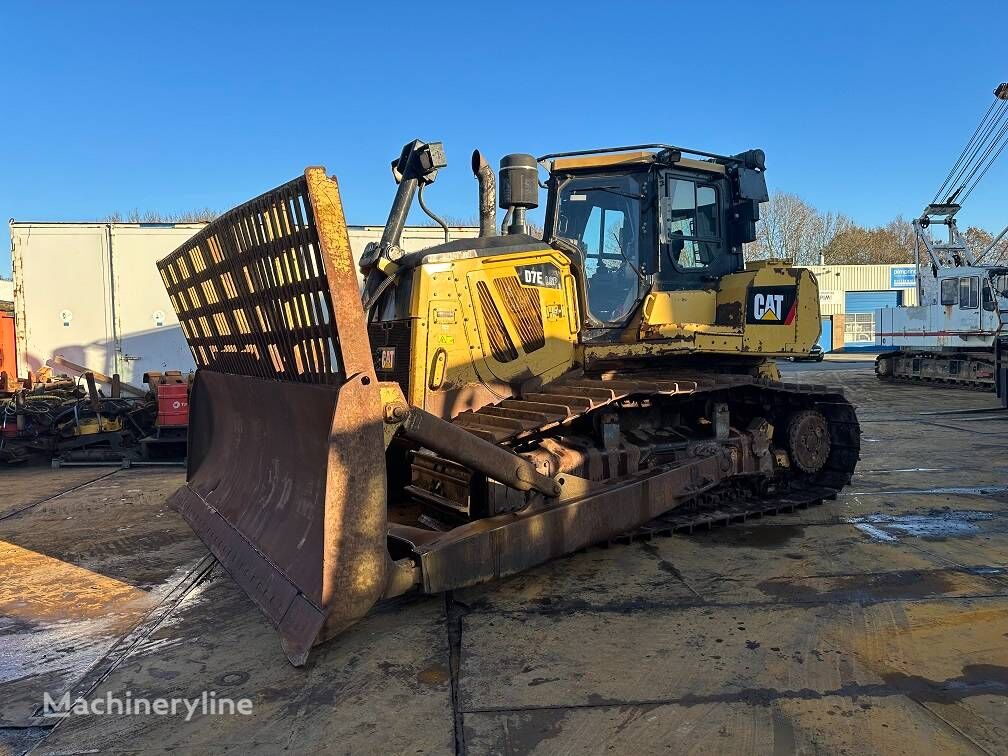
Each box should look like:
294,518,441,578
11,223,205,385
11,221,479,385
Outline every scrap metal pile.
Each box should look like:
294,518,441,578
0,367,190,465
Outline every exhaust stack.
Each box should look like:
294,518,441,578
471,150,496,237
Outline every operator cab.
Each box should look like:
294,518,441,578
358,140,768,342
542,145,768,340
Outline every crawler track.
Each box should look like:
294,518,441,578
410,373,861,540
624,393,858,540
875,351,995,392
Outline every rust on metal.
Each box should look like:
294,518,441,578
156,164,861,666
158,168,389,665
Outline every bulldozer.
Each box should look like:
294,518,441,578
157,140,860,665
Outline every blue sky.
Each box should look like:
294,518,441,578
3,1,1006,275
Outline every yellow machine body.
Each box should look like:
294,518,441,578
158,142,859,666
62,415,122,437
384,251,820,417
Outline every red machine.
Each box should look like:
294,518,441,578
156,382,189,427
0,311,17,393
142,371,192,460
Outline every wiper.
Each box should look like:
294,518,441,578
568,186,643,200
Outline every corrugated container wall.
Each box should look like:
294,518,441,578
10,222,479,385
809,264,919,315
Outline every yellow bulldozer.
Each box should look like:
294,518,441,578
157,140,860,665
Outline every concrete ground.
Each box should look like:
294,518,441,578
2,361,1007,755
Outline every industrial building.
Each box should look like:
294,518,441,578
8,221,922,386
809,263,920,351
8,221,478,385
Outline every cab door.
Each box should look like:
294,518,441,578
955,276,981,334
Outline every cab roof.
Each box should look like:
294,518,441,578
549,150,726,176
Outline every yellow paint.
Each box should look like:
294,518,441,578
642,290,717,325
552,151,655,170
429,349,447,390
409,250,577,412
304,167,354,279
0,540,150,624
631,266,820,359
379,383,407,448
551,152,725,175
65,416,123,436
398,249,823,412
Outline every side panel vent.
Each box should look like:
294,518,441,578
494,276,545,353
476,281,519,363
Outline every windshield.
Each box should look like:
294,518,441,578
555,173,646,325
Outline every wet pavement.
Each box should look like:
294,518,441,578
1,363,1007,754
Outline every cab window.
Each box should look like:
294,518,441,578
555,173,645,325
940,278,958,305
959,276,979,309
659,175,720,271
982,282,996,311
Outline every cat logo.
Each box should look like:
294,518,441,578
754,293,784,321
746,286,798,325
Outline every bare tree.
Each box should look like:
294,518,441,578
104,208,218,223
745,192,851,265
822,222,916,265
419,214,480,228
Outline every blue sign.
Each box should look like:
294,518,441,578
890,266,917,289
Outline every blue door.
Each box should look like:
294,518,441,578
844,291,901,313
844,291,901,348
818,317,832,352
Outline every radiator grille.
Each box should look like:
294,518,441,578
476,281,519,363
494,276,545,353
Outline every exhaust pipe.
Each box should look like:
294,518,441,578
471,150,496,237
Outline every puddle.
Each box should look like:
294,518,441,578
847,510,995,542
729,524,805,548
962,565,1006,576
856,468,946,475
847,485,1008,497
128,570,216,657
0,616,121,685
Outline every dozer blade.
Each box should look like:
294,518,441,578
157,168,389,665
